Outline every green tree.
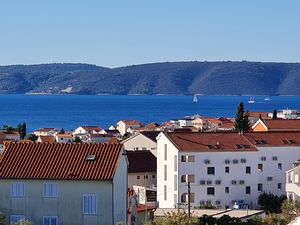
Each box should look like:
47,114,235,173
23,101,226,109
272,109,278,119
281,200,300,223
3,125,16,133
143,211,198,225
0,212,4,225
217,215,242,225
74,136,82,143
25,133,38,142
234,102,250,134
246,216,262,225
199,214,217,225
262,213,285,225
17,123,27,139
258,192,286,214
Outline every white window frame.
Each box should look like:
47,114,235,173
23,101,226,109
11,182,25,197
83,194,97,215
43,183,58,198
43,216,58,225
10,215,25,224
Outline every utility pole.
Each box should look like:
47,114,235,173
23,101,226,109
187,181,191,220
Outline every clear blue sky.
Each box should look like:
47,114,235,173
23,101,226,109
1,0,300,67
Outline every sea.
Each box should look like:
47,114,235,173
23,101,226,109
0,94,299,132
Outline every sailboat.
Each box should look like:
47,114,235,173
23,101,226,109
264,97,271,101
193,94,198,103
248,97,255,104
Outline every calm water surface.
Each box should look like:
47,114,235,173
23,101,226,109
0,95,299,131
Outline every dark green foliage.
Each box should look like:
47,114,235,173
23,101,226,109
3,125,16,133
25,133,38,142
17,123,27,139
258,192,286,214
217,215,242,225
281,200,300,223
1,62,300,95
234,102,250,134
74,136,81,143
272,110,278,119
199,214,217,225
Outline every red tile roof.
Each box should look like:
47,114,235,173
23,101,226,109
56,134,73,138
263,119,300,131
123,120,141,125
0,142,123,180
126,150,156,173
38,136,56,143
166,132,257,152
245,132,300,147
81,126,102,132
35,128,56,132
248,112,269,118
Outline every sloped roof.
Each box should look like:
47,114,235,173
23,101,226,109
126,150,156,173
81,126,102,132
140,131,160,143
35,128,56,132
39,136,56,143
0,142,122,180
245,132,300,146
263,119,300,131
122,120,141,125
166,132,257,152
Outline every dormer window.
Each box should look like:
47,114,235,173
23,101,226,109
255,140,266,145
282,139,296,144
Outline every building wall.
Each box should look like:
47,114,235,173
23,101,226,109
123,134,157,156
157,133,300,209
113,152,128,224
129,172,157,188
0,180,114,225
252,123,267,132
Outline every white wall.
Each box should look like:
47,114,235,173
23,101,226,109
123,134,157,156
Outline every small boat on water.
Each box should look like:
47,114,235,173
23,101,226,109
248,97,255,104
193,94,198,103
264,97,271,101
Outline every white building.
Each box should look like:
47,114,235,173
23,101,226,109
55,134,73,143
157,131,300,209
116,120,142,136
122,131,159,156
286,160,300,201
33,128,57,137
0,142,128,225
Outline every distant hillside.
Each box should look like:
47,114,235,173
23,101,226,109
0,61,300,95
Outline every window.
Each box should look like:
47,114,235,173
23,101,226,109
207,167,215,175
164,144,167,161
241,158,247,163
152,175,155,179
181,155,187,162
43,183,58,198
267,177,273,181
225,166,229,173
246,166,251,174
258,164,263,172
272,156,278,161
174,175,177,191
258,183,263,192
174,194,177,204
83,194,97,215
181,175,195,183
181,193,195,203
278,163,282,170
43,216,58,225
233,159,239,164
144,175,148,179
204,159,210,164
164,185,167,200
164,165,167,181
11,182,25,197
137,176,140,180
174,155,178,172
188,155,195,162
246,186,251,194
278,183,282,190
10,215,25,224
142,147,147,150
207,187,215,195
225,187,229,194
261,156,266,161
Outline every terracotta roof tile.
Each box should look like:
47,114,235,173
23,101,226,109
263,119,300,131
0,142,122,180
35,128,56,132
140,131,160,143
126,150,156,173
123,120,141,125
245,132,300,146
81,126,102,132
39,136,56,143
166,132,257,152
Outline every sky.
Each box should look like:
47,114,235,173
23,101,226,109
0,0,300,68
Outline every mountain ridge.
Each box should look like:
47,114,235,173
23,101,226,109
0,61,300,95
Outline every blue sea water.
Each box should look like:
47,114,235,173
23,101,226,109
0,94,299,132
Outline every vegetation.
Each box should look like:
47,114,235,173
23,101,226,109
0,213,4,225
74,136,82,142
2,123,26,139
13,220,33,225
272,109,278,119
234,102,250,134
257,192,286,214
281,199,300,223
58,128,65,134
25,133,38,142
1,62,300,95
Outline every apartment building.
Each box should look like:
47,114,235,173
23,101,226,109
157,131,300,209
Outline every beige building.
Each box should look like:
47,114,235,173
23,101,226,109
0,142,127,225
127,150,157,189
116,120,142,136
